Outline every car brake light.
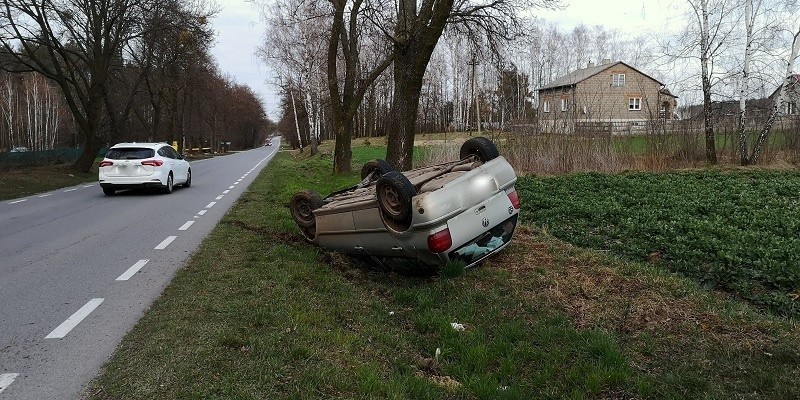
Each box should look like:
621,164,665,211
99,161,113,167
508,190,520,209
427,228,452,253
141,159,163,166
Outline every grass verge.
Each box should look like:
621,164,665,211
0,165,97,201
87,147,800,399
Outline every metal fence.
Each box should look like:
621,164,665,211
0,148,85,169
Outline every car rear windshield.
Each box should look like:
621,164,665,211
449,215,517,266
105,148,155,160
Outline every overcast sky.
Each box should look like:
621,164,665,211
209,0,685,121
209,0,278,119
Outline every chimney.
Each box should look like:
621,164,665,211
587,61,595,68
602,58,611,65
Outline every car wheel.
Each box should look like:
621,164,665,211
184,169,192,187
102,187,115,196
460,136,499,162
376,171,416,224
360,159,393,181
162,173,174,194
290,190,324,230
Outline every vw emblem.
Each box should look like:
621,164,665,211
481,217,490,228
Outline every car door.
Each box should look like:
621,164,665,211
157,146,178,180
169,146,189,182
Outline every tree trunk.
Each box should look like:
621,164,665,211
386,0,453,170
737,0,754,165
333,119,352,173
72,85,105,172
699,0,717,164
386,51,427,171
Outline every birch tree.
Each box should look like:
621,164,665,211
750,24,800,164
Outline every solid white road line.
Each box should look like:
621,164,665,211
45,298,104,339
116,260,149,281
205,202,216,208
154,236,177,250
8,199,26,204
179,221,195,231
223,190,230,194
198,210,207,216
215,195,224,200
0,373,19,394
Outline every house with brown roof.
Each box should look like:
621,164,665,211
537,59,678,134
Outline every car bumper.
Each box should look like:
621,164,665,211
99,174,168,189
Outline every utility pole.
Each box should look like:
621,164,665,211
468,55,481,134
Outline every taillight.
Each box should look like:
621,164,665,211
427,228,452,253
141,159,163,166
508,190,520,209
99,161,113,167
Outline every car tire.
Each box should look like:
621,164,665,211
460,136,499,162
376,171,416,225
162,173,173,194
360,159,393,181
290,190,324,230
184,169,192,187
102,187,115,196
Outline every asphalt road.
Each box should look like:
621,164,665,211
0,141,280,399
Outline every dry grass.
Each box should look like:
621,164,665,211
493,226,800,395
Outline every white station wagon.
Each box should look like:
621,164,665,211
290,137,520,272
99,142,191,196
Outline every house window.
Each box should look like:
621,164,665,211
542,101,550,113
787,102,797,115
560,98,567,112
629,98,642,111
612,74,625,87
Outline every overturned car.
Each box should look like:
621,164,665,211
289,137,520,271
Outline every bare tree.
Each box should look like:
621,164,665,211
750,24,800,164
386,0,558,170
326,0,394,173
0,0,161,171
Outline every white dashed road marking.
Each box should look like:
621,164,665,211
0,373,18,394
179,221,195,231
206,202,216,208
198,210,207,216
228,186,235,189
45,298,104,339
215,195,224,200
38,194,53,198
233,182,239,185
64,188,77,192
154,236,177,250
116,260,149,281
223,190,230,194
82,184,94,188
0,374,19,393
8,199,26,204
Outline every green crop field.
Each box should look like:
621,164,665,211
517,170,800,317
